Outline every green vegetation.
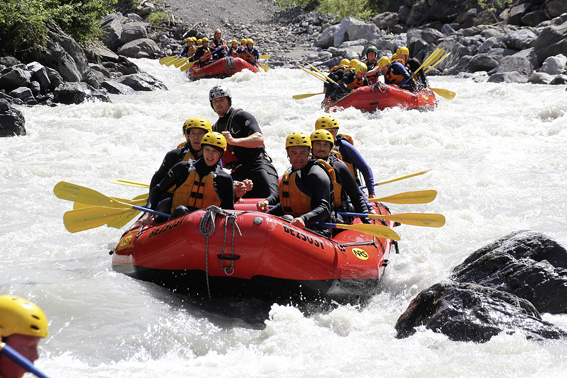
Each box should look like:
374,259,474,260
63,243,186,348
275,0,387,20
0,0,116,56
147,11,168,26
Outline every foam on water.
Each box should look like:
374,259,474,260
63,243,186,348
1,59,567,377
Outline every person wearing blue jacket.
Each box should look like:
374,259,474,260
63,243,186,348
314,115,376,200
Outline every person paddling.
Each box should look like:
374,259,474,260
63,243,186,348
0,295,49,378
242,39,260,66
147,132,236,220
257,132,332,237
310,129,372,224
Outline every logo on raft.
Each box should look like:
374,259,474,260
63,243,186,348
282,224,325,250
352,248,369,260
118,235,133,248
148,217,184,239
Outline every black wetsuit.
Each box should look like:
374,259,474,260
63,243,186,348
213,107,278,199
210,38,227,58
266,160,332,235
147,157,235,212
407,57,428,87
324,67,347,100
339,70,369,93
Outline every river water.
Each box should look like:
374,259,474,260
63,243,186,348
2,59,567,377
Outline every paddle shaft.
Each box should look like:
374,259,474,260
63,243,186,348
409,48,444,80
338,212,445,227
360,170,431,190
0,342,51,378
181,47,223,70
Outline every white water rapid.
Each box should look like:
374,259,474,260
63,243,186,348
1,59,567,377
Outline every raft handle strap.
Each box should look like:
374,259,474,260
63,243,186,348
219,211,242,276
199,205,227,300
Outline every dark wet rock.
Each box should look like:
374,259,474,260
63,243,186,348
0,99,26,137
549,73,567,84
9,87,37,105
0,68,32,91
395,281,567,342
44,67,64,91
53,82,111,104
491,48,539,76
528,71,554,84
466,54,501,72
452,230,567,314
113,72,167,91
487,71,529,82
502,29,538,50
371,12,399,29
101,80,138,95
0,57,22,67
101,13,125,51
26,62,51,94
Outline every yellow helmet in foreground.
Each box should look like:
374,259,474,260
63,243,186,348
0,295,48,338
310,130,334,147
183,117,212,133
201,132,227,152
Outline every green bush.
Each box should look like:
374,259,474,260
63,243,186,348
0,0,115,56
147,11,168,26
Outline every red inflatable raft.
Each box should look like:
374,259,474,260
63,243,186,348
111,201,397,303
323,84,437,113
187,57,259,80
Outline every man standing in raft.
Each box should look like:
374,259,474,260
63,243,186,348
257,132,332,237
209,85,279,198
147,132,235,219
0,295,49,378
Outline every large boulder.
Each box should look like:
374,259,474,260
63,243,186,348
101,80,138,95
315,25,339,48
452,231,567,314
26,62,51,93
533,23,567,64
528,71,554,84
371,12,399,29
112,72,167,91
0,99,26,137
121,21,148,44
466,54,501,72
502,29,538,50
117,38,161,59
487,71,529,83
491,48,539,76
101,13,125,51
53,82,110,104
395,281,567,342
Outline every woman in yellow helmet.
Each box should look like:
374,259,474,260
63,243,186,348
147,132,236,220
242,38,260,66
227,39,240,58
0,295,49,378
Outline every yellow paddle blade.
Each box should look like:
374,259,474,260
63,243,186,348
334,224,400,241
309,63,338,85
173,57,190,68
164,57,181,67
159,55,176,65
425,53,451,74
368,213,445,227
292,92,325,100
72,197,146,210
110,179,150,188
180,60,197,72
430,87,456,100
54,182,131,208
375,170,431,186
369,190,437,205
299,66,326,82
260,63,270,72
63,207,135,233
412,48,444,77
259,55,271,59
106,209,141,229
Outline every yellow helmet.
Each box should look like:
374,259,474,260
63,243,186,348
214,28,222,34
0,295,49,338
241,38,247,45
186,37,192,42
183,117,212,133
230,39,238,45
201,132,227,152
355,62,368,74
396,46,410,56
391,53,398,60
201,37,209,42
197,39,202,45
286,132,311,149
340,59,350,66
247,38,254,45
378,56,391,68
349,59,361,68
315,115,339,130
310,130,334,147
